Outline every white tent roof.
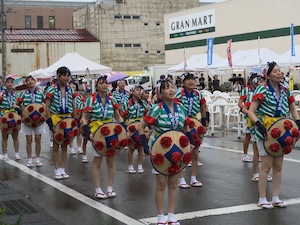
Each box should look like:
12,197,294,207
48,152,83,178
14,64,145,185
274,45,300,66
30,52,112,78
230,48,279,68
168,53,226,72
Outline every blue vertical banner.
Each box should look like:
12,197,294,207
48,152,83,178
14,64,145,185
207,38,214,65
291,23,295,56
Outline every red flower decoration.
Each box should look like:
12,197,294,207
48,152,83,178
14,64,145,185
71,120,78,128
8,113,14,119
179,135,189,148
183,152,192,164
160,136,172,148
55,133,64,141
119,139,128,147
197,126,206,135
1,117,7,123
194,138,202,148
38,107,44,113
270,143,280,152
100,126,110,136
32,123,38,127
32,115,39,121
24,117,30,123
128,125,136,133
134,143,142,149
284,120,293,130
8,122,14,128
12,128,18,133
134,135,140,143
40,117,45,123
94,141,104,151
171,152,183,163
283,145,292,154
110,139,119,148
127,138,133,145
73,129,79,136
59,121,67,129
17,119,21,125
284,136,293,145
2,127,8,132
106,149,115,157
192,133,198,140
152,153,164,165
114,125,123,135
67,131,74,139
168,164,180,175
63,140,71,145
292,128,300,138
271,128,281,138
189,121,195,129
28,105,34,112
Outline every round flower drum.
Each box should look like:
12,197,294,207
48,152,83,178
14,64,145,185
127,121,151,150
151,130,191,176
188,118,206,148
92,122,127,157
53,117,79,146
22,103,46,127
264,118,299,156
0,112,21,134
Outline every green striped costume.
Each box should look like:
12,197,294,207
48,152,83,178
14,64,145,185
17,88,45,107
0,88,18,117
175,89,206,118
244,91,255,134
83,93,118,121
45,84,75,114
122,98,147,121
73,92,84,111
240,86,253,119
112,89,130,105
252,82,294,140
143,101,188,145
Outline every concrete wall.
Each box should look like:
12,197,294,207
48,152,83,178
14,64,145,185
73,0,199,71
1,42,100,76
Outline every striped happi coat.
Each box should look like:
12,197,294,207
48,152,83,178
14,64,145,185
17,88,45,107
0,88,18,117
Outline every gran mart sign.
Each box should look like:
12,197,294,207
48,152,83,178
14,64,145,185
169,9,215,39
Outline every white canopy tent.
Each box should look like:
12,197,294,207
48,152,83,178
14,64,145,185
274,45,300,66
29,52,112,78
168,53,227,72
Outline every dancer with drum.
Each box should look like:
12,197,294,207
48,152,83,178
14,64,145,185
0,76,21,161
112,79,130,112
176,73,208,188
138,78,195,225
122,84,147,174
45,67,78,180
69,80,83,155
14,75,46,167
81,75,126,199
248,62,300,209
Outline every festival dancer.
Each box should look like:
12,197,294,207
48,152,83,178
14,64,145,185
14,75,45,167
69,80,83,155
248,61,300,209
1,76,20,161
45,67,77,179
176,72,208,188
112,79,130,112
122,84,147,174
81,89,92,163
81,75,125,199
138,78,195,225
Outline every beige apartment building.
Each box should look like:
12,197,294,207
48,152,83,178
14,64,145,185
73,0,199,71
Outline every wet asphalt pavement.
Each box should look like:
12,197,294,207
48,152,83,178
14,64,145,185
1,128,300,225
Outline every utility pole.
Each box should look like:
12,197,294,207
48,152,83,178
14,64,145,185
1,0,6,84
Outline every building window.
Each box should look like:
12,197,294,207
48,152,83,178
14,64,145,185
49,16,55,29
114,15,122,19
132,15,140,20
144,50,149,54
124,44,132,48
11,49,34,53
25,16,31,28
157,50,161,54
144,23,148,26
37,16,43,28
123,15,131,19
115,43,123,48
133,44,141,48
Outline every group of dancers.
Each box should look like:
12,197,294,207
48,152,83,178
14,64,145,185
1,61,300,224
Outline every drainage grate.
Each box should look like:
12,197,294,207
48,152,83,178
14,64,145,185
0,199,38,216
